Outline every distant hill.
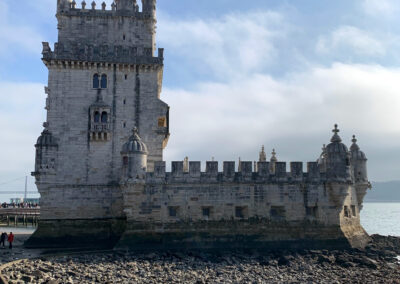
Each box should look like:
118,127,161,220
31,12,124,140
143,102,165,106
365,181,400,202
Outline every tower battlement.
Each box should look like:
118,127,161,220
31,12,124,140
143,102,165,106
57,0,156,16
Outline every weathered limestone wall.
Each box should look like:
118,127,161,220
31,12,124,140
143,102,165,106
116,160,370,250
43,63,166,184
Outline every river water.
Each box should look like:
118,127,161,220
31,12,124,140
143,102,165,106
0,202,398,236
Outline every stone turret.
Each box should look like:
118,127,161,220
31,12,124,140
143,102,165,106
350,135,368,182
57,0,71,12
325,124,351,181
115,0,138,12
32,123,58,183
142,0,156,18
269,149,277,174
121,128,148,180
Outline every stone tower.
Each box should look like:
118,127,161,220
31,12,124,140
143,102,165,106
28,0,169,247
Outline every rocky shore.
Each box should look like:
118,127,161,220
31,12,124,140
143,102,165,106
0,235,399,283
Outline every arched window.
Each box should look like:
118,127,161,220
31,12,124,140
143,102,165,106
93,74,99,89
101,112,108,123
101,74,107,89
94,111,100,123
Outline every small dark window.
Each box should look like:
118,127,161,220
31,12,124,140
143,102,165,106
351,205,357,217
101,112,108,123
344,206,350,218
123,122,126,128
270,206,286,220
123,99,126,105
125,74,128,80
123,156,128,165
306,206,318,218
93,74,99,88
101,74,107,88
94,111,100,123
202,207,210,218
235,207,244,219
123,35,126,40
169,207,178,217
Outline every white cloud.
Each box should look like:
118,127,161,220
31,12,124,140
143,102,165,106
163,63,400,181
158,11,287,78
362,0,398,16
316,26,386,57
0,82,46,175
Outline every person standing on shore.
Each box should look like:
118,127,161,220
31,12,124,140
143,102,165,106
0,232,6,248
7,232,14,249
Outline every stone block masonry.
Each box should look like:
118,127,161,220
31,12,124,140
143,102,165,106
27,1,372,250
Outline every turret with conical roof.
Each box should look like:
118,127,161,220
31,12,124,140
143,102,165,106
121,128,148,180
325,124,351,181
350,135,368,182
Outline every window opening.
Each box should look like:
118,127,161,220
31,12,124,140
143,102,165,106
351,205,357,217
202,207,210,218
101,74,107,88
93,74,99,89
344,206,350,218
125,74,128,80
94,111,100,123
306,206,318,218
270,206,286,220
101,112,108,123
235,207,245,219
169,206,178,217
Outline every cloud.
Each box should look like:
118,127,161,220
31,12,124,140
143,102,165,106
362,0,398,17
0,82,46,175
158,11,287,79
0,1,44,56
316,26,386,57
163,63,400,181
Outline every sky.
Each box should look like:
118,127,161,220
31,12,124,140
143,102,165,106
0,0,400,201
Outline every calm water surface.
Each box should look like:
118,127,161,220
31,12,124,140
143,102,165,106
361,202,400,237
0,202,398,237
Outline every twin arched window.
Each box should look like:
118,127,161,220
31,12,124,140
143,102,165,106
93,74,107,89
94,111,108,123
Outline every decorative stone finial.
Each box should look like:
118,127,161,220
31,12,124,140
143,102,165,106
111,2,116,11
350,135,360,151
91,1,96,9
270,149,277,162
71,0,77,8
322,144,326,152
102,2,106,10
43,122,49,130
259,145,267,162
81,0,86,9
330,124,342,143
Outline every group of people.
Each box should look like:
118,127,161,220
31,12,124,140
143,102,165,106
1,202,39,209
0,232,14,249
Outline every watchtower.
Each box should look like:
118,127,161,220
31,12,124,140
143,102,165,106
35,0,169,188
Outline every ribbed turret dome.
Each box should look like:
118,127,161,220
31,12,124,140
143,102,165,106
121,128,148,154
350,135,367,160
326,124,348,154
36,130,58,147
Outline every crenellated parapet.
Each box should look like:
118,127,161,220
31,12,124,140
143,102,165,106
57,0,156,18
144,160,325,184
42,42,163,65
